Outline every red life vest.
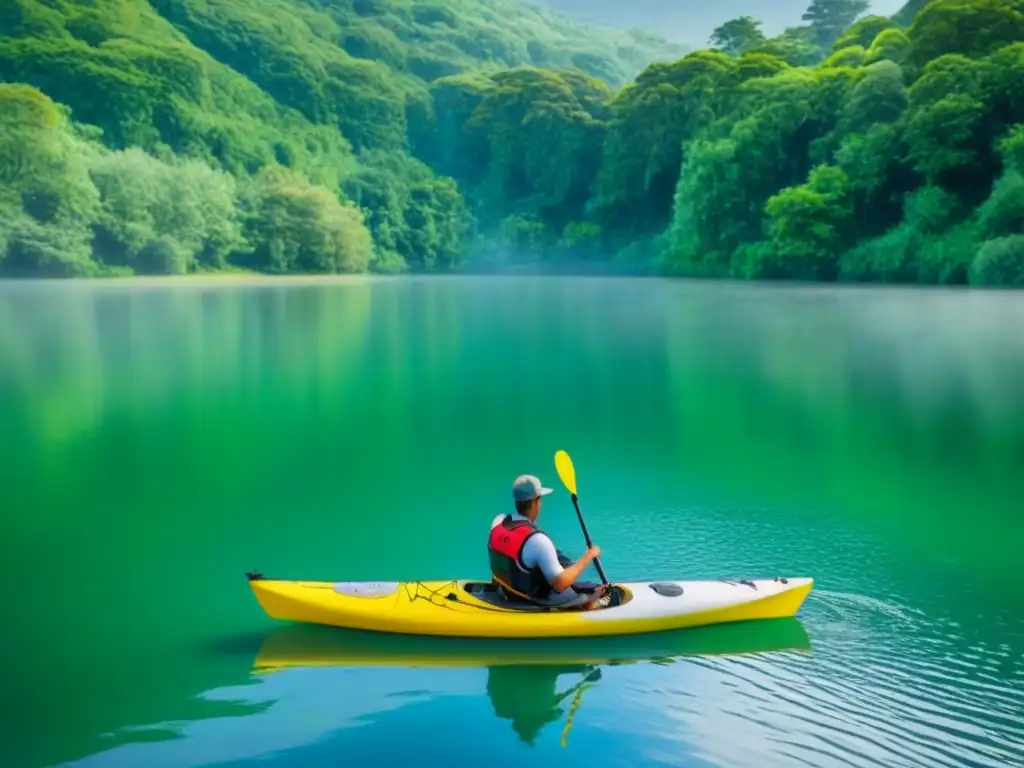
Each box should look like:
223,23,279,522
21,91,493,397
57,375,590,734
487,514,553,601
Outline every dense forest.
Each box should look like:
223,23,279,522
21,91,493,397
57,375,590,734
2,0,1023,285
0,0,682,276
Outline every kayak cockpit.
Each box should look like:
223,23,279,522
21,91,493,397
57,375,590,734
461,581,631,612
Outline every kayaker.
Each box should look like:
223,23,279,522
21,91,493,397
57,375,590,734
488,474,605,609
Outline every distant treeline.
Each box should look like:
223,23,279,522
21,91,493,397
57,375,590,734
1,0,1022,285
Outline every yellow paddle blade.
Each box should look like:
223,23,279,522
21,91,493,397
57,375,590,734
560,683,586,747
554,450,577,496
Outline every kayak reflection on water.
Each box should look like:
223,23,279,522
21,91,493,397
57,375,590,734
251,618,812,746
486,664,601,746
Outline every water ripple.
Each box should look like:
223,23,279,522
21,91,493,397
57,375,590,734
618,588,1024,768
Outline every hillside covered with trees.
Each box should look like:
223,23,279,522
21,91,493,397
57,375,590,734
2,0,1023,286
0,0,683,276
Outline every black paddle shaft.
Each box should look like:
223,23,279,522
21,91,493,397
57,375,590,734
571,493,609,585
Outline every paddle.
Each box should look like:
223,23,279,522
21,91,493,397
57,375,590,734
559,667,602,748
554,450,609,586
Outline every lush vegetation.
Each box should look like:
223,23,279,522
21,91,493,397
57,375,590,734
2,0,1024,286
660,0,1024,285
0,0,682,276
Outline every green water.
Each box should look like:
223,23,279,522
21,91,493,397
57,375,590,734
1,276,1022,768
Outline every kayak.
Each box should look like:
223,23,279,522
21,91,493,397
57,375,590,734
246,572,814,638
251,617,812,673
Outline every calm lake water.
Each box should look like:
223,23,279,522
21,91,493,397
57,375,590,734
1,276,1022,768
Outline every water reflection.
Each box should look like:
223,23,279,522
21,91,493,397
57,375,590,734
486,665,601,746
2,277,1023,767
250,619,813,672
0,280,374,450
251,621,812,748
663,282,1024,581
52,620,809,766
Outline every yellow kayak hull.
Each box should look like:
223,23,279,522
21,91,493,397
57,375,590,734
246,573,814,639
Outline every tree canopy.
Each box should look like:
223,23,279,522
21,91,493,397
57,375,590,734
0,0,680,276
2,0,1023,286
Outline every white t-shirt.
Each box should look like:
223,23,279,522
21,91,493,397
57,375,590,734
490,513,580,605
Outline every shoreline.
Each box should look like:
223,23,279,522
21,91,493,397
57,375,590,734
0,270,660,288
0,272,1020,294
0,273,386,289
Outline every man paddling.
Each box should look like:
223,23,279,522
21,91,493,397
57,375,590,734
488,474,605,608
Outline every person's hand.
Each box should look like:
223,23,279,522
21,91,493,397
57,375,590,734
584,544,601,562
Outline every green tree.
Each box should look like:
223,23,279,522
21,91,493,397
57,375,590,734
834,124,908,237
753,27,825,67
0,84,100,276
341,152,472,272
89,148,245,274
463,67,611,234
399,178,471,271
970,235,1024,285
745,165,854,280
840,60,909,134
907,0,1024,67
420,72,495,183
803,0,871,48
590,51,734,239
894,0,929,28
831,15,896,51
864,27,912,65
823,45,867,68
972,125,1024,240
238,166,374,274
903,93,988,185
709,17,766,57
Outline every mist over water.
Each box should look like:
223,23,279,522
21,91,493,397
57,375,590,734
1,277,1022,767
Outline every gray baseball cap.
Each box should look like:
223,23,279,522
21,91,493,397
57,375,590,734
512,474,553,502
